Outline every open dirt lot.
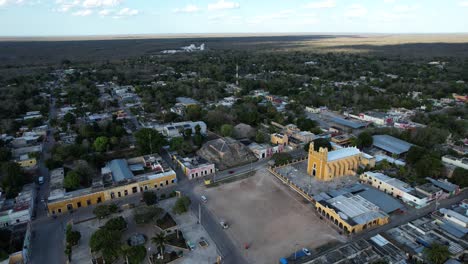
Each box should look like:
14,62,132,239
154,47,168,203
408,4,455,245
194,169,346,264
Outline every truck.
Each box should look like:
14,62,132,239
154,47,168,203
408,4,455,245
279,248,311,264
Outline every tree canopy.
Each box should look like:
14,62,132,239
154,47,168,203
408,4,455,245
134,128,167,155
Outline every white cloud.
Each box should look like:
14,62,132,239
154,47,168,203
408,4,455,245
304,0,336,9
384,0,395,3
0,0,31,7
82,0,121,8
72,9,93,16
98,8,111,16
115,7,138,16
208,0,239,11
393,4,419,13
55,0,80,12
345,4,368,18
458,1,468,7
173,4,200,13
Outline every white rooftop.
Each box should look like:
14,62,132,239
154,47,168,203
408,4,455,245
364,171,413,193
327,193,387,225
327,147,361,162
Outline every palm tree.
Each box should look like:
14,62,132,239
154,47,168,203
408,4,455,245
151,232,167,259
120,244,131,264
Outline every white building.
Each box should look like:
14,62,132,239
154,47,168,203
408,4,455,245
439,208,468,228
248,142,284,159
0,184,35,227
161,121,207,138
442,156,468,170
360,172,431,208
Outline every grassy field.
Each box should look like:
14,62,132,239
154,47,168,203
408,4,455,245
1,33,468,68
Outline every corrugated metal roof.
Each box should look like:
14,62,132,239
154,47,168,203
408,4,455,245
330,117,367,129
108,159,134,182
358,188,404,213
372,135,414,155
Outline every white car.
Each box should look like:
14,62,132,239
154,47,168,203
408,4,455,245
201,195,207,203
220,220,229,229
302,248,311,256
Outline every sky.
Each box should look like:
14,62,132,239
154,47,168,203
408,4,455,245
0,0,468,36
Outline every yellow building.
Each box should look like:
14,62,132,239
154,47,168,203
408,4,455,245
271,133,288,146
307,142,370,181
315,193,389,234
47,156,177,215
16,154,37,168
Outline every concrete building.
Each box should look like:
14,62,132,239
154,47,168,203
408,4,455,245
0,184,35,227
442,155,468,170
307,142,374,181
173,155,215,179
247,142,284,159
439,208,468,229
271,133,288,146
360,172,432,208
291,131,316,144
315,192,389,234
46,155,176,215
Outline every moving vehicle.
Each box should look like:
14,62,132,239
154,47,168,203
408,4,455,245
38,176,44,185
201,195,207,203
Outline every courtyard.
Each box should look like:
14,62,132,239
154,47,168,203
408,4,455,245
194,168,347,264
275,161,359,197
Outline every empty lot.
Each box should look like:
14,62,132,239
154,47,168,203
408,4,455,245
194,169,346,264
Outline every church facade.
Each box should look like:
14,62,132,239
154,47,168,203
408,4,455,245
307,143,374,181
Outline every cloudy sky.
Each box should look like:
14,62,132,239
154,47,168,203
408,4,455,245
1,0,468,36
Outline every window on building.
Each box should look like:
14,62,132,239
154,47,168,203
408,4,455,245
118,192,121,198
144,186,148,191
97,197,102,203
16,219,20,223
124,190,128,196
77,202,82,208
58,209,62,213
52,210,55,214
166,180,169,185
87,200,91,206
160,183,163,187
171,179,175,183
132,187,138,193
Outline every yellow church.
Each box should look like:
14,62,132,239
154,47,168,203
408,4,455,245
307,142,374,181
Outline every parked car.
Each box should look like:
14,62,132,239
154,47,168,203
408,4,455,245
220,220,229,229
201,195,207,203
302,248,311,256
38,176,44,185
186,241,195,250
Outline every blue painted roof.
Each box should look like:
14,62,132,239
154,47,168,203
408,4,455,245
108,159,134,182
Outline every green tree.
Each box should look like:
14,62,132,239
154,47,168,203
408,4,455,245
312,138,332,151
255,131,265,143
127,245,146,264
63,113,76,124
173,196,191,214
406,146,426,165
183,128,192,139
151,232,168,258
142,191,157,205
93,204,118,219
170,137,184,152
134,128,167,155
424,243,450,264
65,224,81,246
93,136,109,152
103,217,127,231
272,153,293,166
220,124,234,137
0,148,11,162
451,167,468,188
63,171,80,191
0,162,25,198
355,132,373,148
296,117,317,131
186,105,202,120
193,133,203,146
89,229,122,263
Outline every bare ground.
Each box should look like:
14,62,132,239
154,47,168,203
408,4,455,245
194,169,346,264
